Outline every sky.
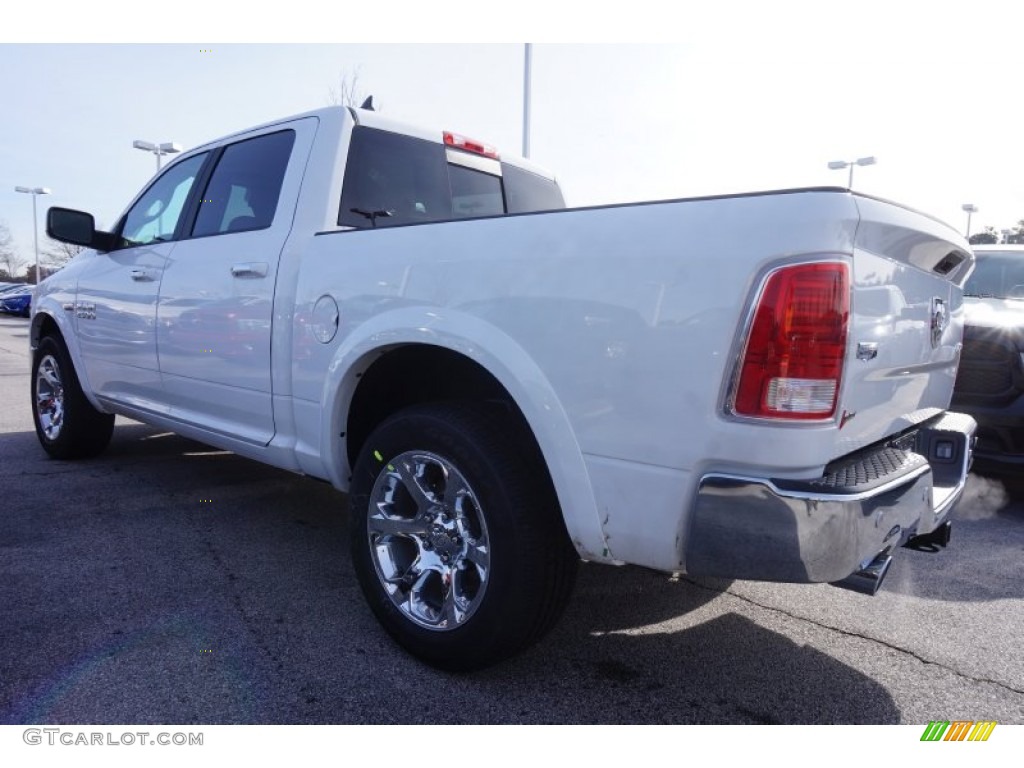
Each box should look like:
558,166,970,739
2,2,1024,270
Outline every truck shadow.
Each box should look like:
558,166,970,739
2,424,899,724
473,564,901,724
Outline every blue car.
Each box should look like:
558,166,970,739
0,285,32,317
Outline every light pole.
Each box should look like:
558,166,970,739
961,203,978,238
14,186,51,285
828,156,877,189
522,43,532,159
132,140,182,173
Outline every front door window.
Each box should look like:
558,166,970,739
118,153,207,248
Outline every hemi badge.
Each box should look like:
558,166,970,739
63,303,75,312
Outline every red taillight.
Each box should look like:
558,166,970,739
732,262,849,420
443,131,499,159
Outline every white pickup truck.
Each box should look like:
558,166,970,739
37,105,976,670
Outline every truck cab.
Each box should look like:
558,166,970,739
40,106,564,448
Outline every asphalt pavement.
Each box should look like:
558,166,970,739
1,314,1022,724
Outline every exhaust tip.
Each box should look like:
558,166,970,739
832,552,893,596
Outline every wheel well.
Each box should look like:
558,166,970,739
346,345,540,473
31,313,61,348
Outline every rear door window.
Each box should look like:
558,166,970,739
192,130,295,237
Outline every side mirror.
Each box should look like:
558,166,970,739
46,207,116,252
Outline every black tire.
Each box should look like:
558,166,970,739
31,334,115,460
349,401,578,671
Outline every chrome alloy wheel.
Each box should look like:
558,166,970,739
367,450,490,631
35,354,65,441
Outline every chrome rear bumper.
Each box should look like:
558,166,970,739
684,412,976,585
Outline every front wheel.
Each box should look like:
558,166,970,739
31,334,115,459
349,402,578,671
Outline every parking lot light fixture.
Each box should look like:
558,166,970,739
962,204,978,238
133,139,182,173
828,156,877,189
14,186,51,285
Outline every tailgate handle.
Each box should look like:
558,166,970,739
231,262,268,278
857,342,879,361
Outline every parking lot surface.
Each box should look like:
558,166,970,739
1,315,1022,724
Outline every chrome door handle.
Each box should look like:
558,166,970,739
231,262,269,278
130,268,154,282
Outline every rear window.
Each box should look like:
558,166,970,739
339,128,449,228
502,163,565,213
450,164,505,219
965,251,1024,300
338,126,563,229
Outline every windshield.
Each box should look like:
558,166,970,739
964,251,1024,300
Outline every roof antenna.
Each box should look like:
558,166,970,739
360,95,375,111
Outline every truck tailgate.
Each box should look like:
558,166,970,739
837,194,974,457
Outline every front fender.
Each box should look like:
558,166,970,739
31,293,107,415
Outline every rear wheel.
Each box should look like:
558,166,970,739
31,334,114,459
349,402,578,671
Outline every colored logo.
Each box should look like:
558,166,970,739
921,721,996,741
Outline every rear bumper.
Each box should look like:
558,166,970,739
684,412,976,583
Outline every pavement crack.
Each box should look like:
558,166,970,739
4,469,84,477
682,577,1024,697
185,501,283,673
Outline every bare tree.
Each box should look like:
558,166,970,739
23,264,52,284
42,236,85,269
0,221,25,281
328,68,377,110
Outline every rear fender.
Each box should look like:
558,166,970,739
319,307,611,563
